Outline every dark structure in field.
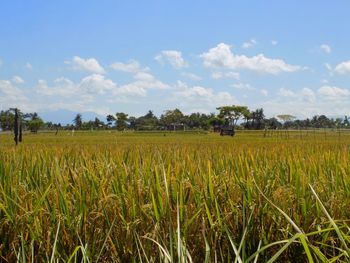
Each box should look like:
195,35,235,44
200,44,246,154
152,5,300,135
220,125,235,136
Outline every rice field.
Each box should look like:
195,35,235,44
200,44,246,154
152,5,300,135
1,130,350,262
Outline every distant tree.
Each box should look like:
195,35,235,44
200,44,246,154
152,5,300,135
93,117,104,129
128,116,137,130
0,109,15,130
209,116,225,127
135,110,159,130
106,114,116,128
217,105,249,126
27,118,44,133
277,114,296,123
160,109,184,127
344,116,349,128
264,117,282,129
277,114,296,128
116,112,128,131
252,108,265,129
73,114,83,129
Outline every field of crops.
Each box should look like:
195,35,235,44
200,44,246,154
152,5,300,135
1,130,350,262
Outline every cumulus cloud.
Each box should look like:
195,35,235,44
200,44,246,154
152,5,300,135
261,89,268,96
0,80,30,110
300,88,316,102
324,63,332,72
25,62,33,70
110,60,149,73
116,72,169,98
181,72,202,81
37,78,76,96
232,83,254,90
12,76,24,84
79,74,116,94
200,43,303,74
262,86,350,118
155,50,188,69
172,81,237,109
320,44,331,54
66,56,105,74
107,60,169,98
242,39,257,49
271,40,278,46
318,85,349,99
211,71,240,80
37,74,118,104
334,60,350,74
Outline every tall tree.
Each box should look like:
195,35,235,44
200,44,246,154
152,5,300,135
73,114,82,129
217,105,249,126
277,114,296,128
160,109,184,126
106,114,116,127
116,112,128,131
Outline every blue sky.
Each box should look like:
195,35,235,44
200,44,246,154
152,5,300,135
1,1,350,123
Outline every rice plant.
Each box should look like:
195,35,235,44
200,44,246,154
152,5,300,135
0,130,349,262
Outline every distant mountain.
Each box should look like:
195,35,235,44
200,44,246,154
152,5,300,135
39,109,105,125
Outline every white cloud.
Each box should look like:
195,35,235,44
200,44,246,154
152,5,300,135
79,74,116,94
211,71,240,80
117,72,168,97
324,63,332,71
155,50,188,69
334,60,350,74
110,60,149,73
318,85,349,99
0,80,30,110
110,60,168,95
66,56,105,74
301,88,316,103
261,89,268,96
242,39,257,49
37,74,117,100
172,81,237,108
279,87,297,97
320,44,331,54
25,62,33,70
262,86,349,118
12,76,24,84
37,78,79,97
278,87,315,102
181,72,202,81
232,83,254,90
200,43,303,74
271,40,278,46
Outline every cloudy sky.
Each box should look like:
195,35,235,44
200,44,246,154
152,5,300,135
1,1,350,122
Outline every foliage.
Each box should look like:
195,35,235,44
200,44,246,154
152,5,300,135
73,113,82,129
217,105,249,126
116,112,128,131
160,108,184,126
0,131,350,261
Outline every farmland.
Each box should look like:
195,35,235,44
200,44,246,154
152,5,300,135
1,130,350,262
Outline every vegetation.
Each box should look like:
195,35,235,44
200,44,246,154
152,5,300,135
1,106,349,133
0,130,350,261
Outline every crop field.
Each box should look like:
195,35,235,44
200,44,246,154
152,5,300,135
1,130,350,262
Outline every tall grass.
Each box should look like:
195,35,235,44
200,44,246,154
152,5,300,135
0,130,350,261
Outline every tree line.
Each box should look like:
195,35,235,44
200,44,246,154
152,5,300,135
0,106,349,132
